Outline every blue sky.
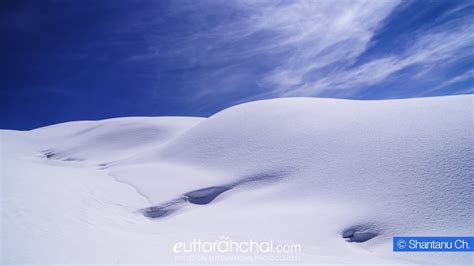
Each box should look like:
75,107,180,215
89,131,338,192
1,0,473,130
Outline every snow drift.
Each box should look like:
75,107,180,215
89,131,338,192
1,95,473,264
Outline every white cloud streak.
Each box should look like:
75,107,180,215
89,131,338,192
224,0,402,96
282,23,474,97
422,69,474,95
209,0,473,98
148,0,473,101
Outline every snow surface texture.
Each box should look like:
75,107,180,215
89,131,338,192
1,96,473,264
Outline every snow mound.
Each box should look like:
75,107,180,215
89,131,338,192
31,116,204,164
1,95,473,264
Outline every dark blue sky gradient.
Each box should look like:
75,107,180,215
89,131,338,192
1,0,473,130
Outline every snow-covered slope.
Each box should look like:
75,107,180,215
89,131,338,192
1,95,473,264
28,116,205,164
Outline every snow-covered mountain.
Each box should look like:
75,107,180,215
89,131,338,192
1,95,473,264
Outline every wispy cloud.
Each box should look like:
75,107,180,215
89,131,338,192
224,0,473,98
244,0,402,89
179,0,403,98
141,0,473,103
281,21,474,97
422,69,474,95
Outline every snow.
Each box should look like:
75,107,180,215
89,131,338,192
1,95,473,264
